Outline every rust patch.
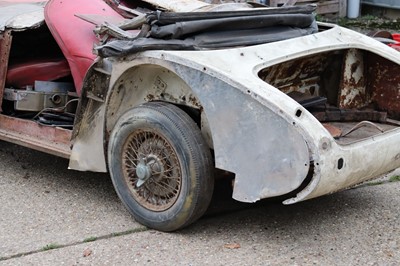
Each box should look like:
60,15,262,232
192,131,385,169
258,51,338,101
338,49,367,109
188,95,201,109
0,30,12,112
145,94,155,101
323,123,342,138
259,52,331,90
366,52,400,119
312,109,387,123
0,114,71,158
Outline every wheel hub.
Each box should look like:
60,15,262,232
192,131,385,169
135,155,163,187
135,161,152,187
122,130,182,211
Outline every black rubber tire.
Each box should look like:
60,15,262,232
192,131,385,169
108,102,214,231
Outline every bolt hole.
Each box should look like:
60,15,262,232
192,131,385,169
295,109,302,117
50,94,62,105
338,158,344,170
321,142,328,150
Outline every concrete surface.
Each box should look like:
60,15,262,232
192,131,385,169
0,142,142,258
1,141,400,265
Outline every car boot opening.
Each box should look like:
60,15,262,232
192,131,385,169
258,48,400,144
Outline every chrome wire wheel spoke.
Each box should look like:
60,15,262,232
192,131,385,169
121,130,182,212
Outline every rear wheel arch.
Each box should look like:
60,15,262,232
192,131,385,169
104,64,214,155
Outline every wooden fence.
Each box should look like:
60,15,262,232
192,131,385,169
269,0,347,18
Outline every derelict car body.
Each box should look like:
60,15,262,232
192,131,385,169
1,0,400,231
82,23,400,203
76,4,400,205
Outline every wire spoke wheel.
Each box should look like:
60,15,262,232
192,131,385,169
122,130,182,211
108,102,214,231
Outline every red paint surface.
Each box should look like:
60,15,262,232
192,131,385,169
6,58,70,88
44,0,124,95
388,33,400,51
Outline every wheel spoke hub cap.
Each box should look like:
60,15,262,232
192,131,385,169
122,130,182,212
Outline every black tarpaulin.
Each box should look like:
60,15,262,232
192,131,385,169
96,5,318,58
150,14,315,39
146,4,316,24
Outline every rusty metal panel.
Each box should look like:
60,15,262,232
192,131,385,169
258,52,332,97
0,30,12,112
0,114,71,158
367,52,400,120
338,48,367,109
69,64,111,172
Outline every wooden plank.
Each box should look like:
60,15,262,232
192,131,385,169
270,0,317,5
269,0,347,18
317,1,339,14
